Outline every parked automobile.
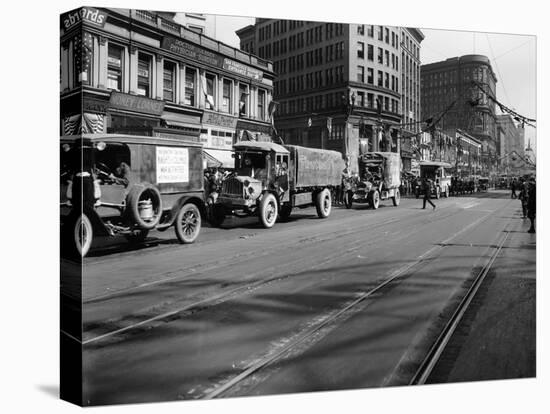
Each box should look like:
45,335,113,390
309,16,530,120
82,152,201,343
60,134,205,257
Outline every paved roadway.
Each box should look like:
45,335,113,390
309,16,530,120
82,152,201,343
60,190,535,405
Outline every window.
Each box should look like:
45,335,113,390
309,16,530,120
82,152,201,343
357,42,364,59
137,53,152,97
222,79,232,113
107,43,123,91
357,66,364,83
239,83,249,117
258,89,266,120
205,73,216,110
185,68,196,106
378,48,383,64
357,91,365,107
367,44,373,61
367,93,374,108
385,50,390,66
385,73,389,88
378,70,383,87
367,25,374,37
385,28,389,44
378,26,383,41
367,68,374,84
357,25,364,35
163,60,176,102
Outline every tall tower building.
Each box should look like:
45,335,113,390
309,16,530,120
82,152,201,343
237,19,423,170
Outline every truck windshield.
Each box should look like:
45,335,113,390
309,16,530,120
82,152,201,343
236,152,267,170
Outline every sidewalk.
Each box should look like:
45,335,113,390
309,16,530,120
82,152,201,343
428,205,536,383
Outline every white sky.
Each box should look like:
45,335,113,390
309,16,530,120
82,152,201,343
199,15,537,154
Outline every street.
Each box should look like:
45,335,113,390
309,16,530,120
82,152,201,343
61,190,536,406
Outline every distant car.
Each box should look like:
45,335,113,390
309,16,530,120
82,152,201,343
60,134,206,257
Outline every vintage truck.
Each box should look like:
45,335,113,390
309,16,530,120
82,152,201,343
344,152,401,209
212,141,345,228
60,134,205,257
414,161,452,199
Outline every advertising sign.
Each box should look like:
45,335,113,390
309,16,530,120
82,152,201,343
161,37,223,68
223,59,263,81
156,147,189,183
61,7,107,31
109,92,165,116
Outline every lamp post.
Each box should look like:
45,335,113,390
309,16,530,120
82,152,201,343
342,88,356,158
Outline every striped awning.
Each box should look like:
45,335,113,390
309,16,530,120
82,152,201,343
203,149,234,169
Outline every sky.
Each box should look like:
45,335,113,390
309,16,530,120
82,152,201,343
195,14,537,155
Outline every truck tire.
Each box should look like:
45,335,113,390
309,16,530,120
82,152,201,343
392,189,400,206
344,190,353,209
259,193,278,228
370,190,380,209
67,213,93,258
175,203,201,244
279,205,292,221
125,184,163,230
316,189,332,218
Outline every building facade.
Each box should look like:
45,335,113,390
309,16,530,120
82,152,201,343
421,55,498,175
496,114,526,174
237,19,423,171
60,7,275,167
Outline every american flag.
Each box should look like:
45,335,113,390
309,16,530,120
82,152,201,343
73,32,93,81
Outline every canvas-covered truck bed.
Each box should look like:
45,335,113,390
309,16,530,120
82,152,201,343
286,145,345,190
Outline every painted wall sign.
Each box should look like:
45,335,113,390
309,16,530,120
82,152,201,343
61,7,107,31
223,59,263,81
109,92,165,116
161,37,223,68
156,147,189,183
202,112,238,129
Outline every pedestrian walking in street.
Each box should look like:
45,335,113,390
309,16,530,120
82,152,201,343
527,178,536,233
422,177,436,210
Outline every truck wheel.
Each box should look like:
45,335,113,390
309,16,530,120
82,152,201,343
279,205,292,221
126,184,163,230
175,203,201,244
209,205,225,227
259,193,278,228
316,189,332,218
125,229,149,243
370,190,380,209
344,190,353,209
69,213,93,258
392,189,400,206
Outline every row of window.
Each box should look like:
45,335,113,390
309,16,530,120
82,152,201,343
276,91,400,116
270,42,345,74
401,30,420,60
72,40,269,119
357,25,400,50
273,65,347,95
356,66,399,92
357,42,399,70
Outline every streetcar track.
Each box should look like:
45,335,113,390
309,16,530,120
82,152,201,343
408,225,511,385
199,210,499,399
81,207,472,343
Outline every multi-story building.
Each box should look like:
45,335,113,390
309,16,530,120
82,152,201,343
421,55,498,174
237,19,423,171
400,28,424,171
60,7,275,167
496,114,526,174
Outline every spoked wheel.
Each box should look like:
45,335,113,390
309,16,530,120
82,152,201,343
316,188,332,218
344,190,353,209
259,193,278,228
73,213,93,258
370,190,380,209
392,189,400,206
175,203,201,244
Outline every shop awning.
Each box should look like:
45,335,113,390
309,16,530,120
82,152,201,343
203,149,234,169
161,113,201,128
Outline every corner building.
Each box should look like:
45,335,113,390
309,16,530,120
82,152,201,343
421,55,498,175
237,19,423,168
60,7,275,167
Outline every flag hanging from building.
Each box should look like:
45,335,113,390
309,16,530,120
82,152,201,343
63,113,104,135
307,117,312,128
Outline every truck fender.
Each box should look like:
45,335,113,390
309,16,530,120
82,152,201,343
163,195,206,229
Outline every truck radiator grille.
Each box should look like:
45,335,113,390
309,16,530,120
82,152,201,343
222,178,243,196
